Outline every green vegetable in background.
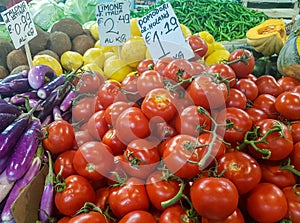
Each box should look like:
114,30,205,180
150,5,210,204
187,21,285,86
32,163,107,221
29,0,64,31
0,23,11,42
131,0,269,42
63,0,99,25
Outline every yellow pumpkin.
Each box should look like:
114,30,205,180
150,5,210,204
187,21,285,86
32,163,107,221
246,19,286,56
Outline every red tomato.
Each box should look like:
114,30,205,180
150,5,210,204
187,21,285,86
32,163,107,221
260,162,296,188
216,107,253,145
159,205,195,223
275,91,300,120
255,75,283,97
75,71,105,94
137,59,154,75
68,211,108,223
96,81,127,109
291,141,300,170
196,132,226,170
87,110,109,140
104,101,132,127
175,105,211,137
95,187,110,212
146,170,181,211
201,208,245,223
190,177,239,220
217,151,262,194
206,63,236,87
54,150,77,178
120,74,141,102
228,49,255,78
72,141,114,181
190,61,207,75
162,134,201,179
245,107,268,124
277,76,300,92
290,122,300,143
121,138,160,179
151,122,177,142
163,58,195,88
248,119,294,161
118,210,156,223
234,78,258,101
141,88,177,122
102,128,126,156
186,35,208,58
246,183,288,223
136,70,164,97
55,175,96,216
225,88,247,109
57,216,71,223
73,130,94,149
154,57,174,76
283,186,300,222
253,93,279,119
72,96,98,122
42,120,75,155
115,107,150,145
186,75,228,110
108,177,150,219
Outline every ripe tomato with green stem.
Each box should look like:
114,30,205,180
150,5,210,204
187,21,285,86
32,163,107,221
55,175,96,216
282,185,300,222
227,49,255,78
42,119,75,155
118,210,157,223
234,78,258,102
108,177,150,219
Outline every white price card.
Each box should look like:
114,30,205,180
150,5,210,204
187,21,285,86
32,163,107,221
96,1,131,46
1,1,37,49
137,2,194,62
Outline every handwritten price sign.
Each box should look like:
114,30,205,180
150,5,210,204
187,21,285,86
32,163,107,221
137,2,194,61
1,1,37,49
96,1,131,46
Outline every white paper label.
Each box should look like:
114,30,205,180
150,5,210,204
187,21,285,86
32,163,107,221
96,1,131,46
1,1,37,49
137,2,194,62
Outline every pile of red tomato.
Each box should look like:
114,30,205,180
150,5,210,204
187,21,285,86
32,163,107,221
42,48,300,223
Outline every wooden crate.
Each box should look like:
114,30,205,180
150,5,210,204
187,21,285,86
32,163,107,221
243,0,299,18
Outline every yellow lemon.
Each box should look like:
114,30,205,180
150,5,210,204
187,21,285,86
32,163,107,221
145,48,152,60
121,36,146,68
83,48,106,69
81,63,105,76
198,31,216,57
60,51,83,72
205,50,230,66
130,17,142,37
32,55,63,75
213,42,227,51
94,40,118,53
90,22,99,40
104,58,132,82
180,24,192,38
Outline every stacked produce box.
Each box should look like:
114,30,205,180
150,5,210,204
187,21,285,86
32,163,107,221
1,0,300,223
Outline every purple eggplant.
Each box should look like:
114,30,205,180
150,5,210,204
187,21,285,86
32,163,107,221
0,117,30,157
0,113,18,133
10,91,38,105
37,75,66,99
0,99,8,104
60,89,75,112
39,151,55,222
0,70,28,84
1,146,43,222
6,119,42,181
0,78,31,97
62,110,72,123
0,154,11,174
28,65,56,90
0,103,22,116
0,171,15,204
37,81,73,122
41,115,53,127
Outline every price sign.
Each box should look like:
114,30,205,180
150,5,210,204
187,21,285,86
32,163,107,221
137,2,194,61
96,1,131,46
1,1,37,49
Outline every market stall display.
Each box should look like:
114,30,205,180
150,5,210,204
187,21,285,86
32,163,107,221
0,0,300,222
